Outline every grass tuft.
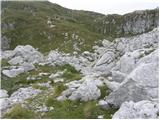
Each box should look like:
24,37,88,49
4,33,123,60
4,104,37,119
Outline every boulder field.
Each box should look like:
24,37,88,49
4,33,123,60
1,28,159,119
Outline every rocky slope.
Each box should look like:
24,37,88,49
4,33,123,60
0,0,159,119
1,27,159,119
1,1,158,53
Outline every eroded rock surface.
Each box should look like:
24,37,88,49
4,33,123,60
2,45,44,64
112,100,159,119
2,63,35,77
57,75,104,101
9,87,41,105
105,49,158,107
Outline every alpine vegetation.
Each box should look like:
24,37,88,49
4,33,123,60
0,1,159,119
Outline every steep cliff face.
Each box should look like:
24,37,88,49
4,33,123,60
1,1,159,53
97,9,159,37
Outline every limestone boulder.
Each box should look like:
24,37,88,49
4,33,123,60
0,89,9,98
9,87,41,105
57,76,103,101
112,100,159,119
2,63,35,78
105,61,158,107
111,71,127,83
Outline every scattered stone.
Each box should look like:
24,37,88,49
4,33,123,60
107,76,112,81
37,82,51,88
27,76,37,81
56,96,67,101
98,100,110,110
38,72,50,77
82,51,90,56
2,63,35,77
0,89,9,98
68,79,101,101
104,80,120,91
102,39,112,48
37,105,49,112
49,71,64,79
65,80,83,88
49,107,54,111
95,51,115,66
58,75,105,101
9,87,41,105
54,78,64,83
73,51,78,55
98,115,104,119
68,86,99,101
2,68,25,78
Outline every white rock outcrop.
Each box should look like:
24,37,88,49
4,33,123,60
9,87,41,105
2,45,44,65
2,63,35,77
0,90,10,114
94,28,158,74
105,49,158,107
111,71,126,83
95,51,115,66
68,81,101,101
57,75,104,101
104,80,120,91
0,89,9,98
112,100,159,119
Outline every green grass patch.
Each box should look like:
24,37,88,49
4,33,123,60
1,59,10,67
98,86,110,99
32,84,48,90
1,64,81,95
4,104,38,119
57,64,82,81
44,99,118,119
1,65,55,95
35,64,55,73
54,83,67,97
20,89,118,119
62,70,82,81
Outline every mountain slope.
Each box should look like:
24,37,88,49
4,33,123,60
1,1,158,53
